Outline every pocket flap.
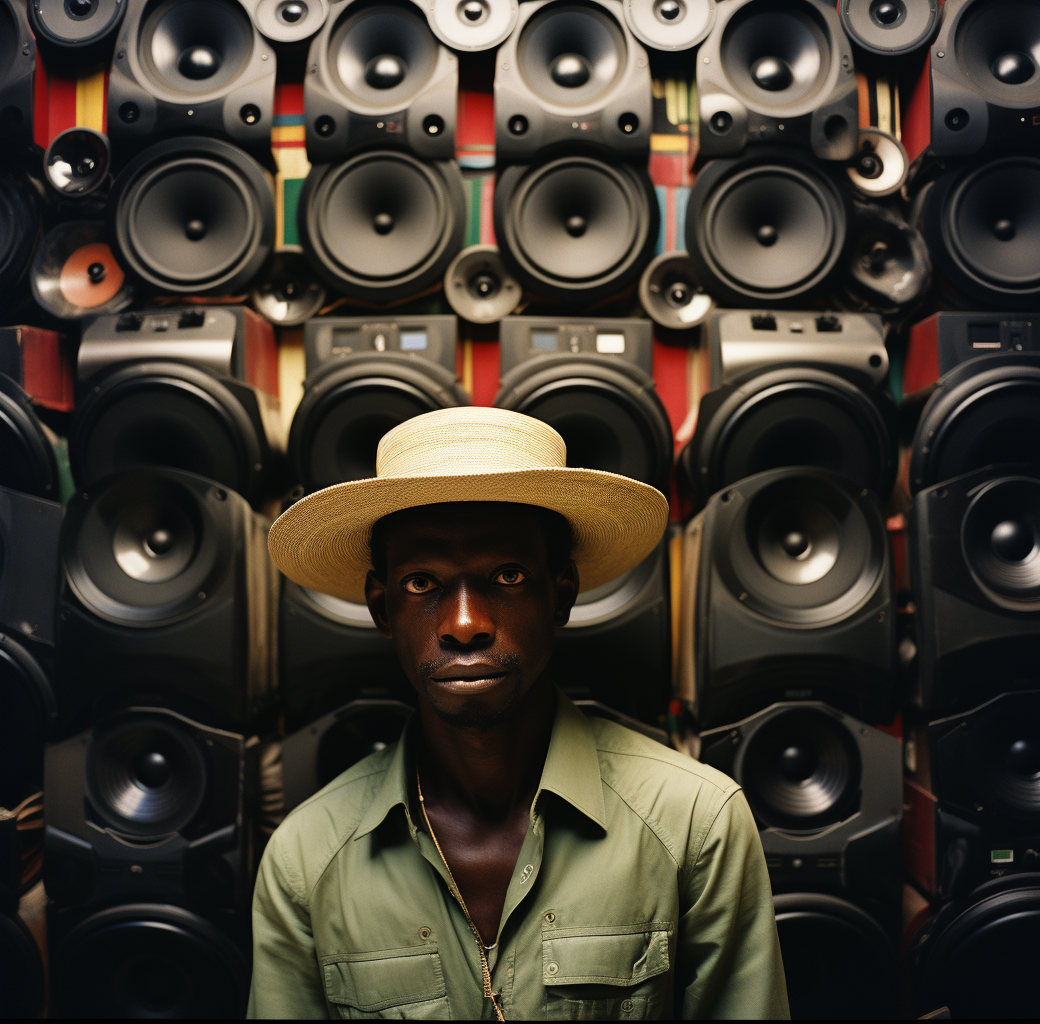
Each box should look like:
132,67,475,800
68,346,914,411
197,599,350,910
322,946,446,1012
542,923,671,987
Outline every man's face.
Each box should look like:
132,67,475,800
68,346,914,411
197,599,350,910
364,502,578,728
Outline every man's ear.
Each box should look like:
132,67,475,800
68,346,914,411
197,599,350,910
552,560,579,628
364,570,393,639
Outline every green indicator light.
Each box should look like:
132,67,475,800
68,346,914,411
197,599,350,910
991,849,1014,864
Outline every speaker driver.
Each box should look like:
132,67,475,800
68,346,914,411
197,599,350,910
839,0,939,57
300,152,465,302
0,376,60,499
0,915,44,1019
623,0,715,52
29,0,126,60
0,172,40,302
250,250,326,326
638,250,713,330
953,0,1040,108
425,0,518,51
686,151,849,307
249,0,329,43
43,128,110,198
846,128,907,198
444,244,522,324
52,904,248,1019
495,157,657,304
62,470,228,626
108,136,275,296
923,157,1040,309
30,222,133,321
0,639,55,810
966,692,1040,824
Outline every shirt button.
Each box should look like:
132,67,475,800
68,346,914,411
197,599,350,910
419,927,431,940
622,998,634,1013
544,911,556,924
546,962,559,977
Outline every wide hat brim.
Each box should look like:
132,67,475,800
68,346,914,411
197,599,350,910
268,467,670,603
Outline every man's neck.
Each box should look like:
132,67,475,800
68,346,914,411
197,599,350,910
416,675,556,822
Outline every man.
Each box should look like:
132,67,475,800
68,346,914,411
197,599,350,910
251,406,789,1019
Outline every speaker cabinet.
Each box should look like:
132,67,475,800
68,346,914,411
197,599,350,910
71,306,282,509
107,136,275,296
685,148,852,308
290,314,467,493
622,0,715,53
107,0,276,159
680,310,896,508
443,245,523,324
29,0,127,72
929,0,1040,158
299,151,465,302
696,0,858,162
494,156,658,305
679,467,897,729
56,468,277,737
839,0,939,60
0,171,41,305
909,467,1040,714
304,0,457,164
701,701,901,1019
494,316,673,494
424,0,517,51
44,706,255,1018
919,155,1040,310
494,0,651,162
0,0,35,162
0,374,60,500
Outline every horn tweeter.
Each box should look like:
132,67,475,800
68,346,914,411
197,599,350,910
623,0,716,52
424,0,518,51
43,128,110,198
250,250,326,326
846,128,907,198
443,245,522,324
638,250,713,331
839,0,939,58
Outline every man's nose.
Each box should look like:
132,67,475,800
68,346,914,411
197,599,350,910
437,583,495,646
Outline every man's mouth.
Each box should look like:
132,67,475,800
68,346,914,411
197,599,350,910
428,663,509,689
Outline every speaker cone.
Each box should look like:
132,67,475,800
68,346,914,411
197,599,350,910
638,250,713,330
52,904,249,1019
686,151,849,306
846,128,907,198
775,893,896,1020
251,0,329,44
0,171,40,301
426,0,518,51
315,702,410,790
623,0,715,52
952,0,1040,107
495,156,657,304
495,355,673,493
250,250,325,326
71,363,266,502
444,245,522,324
62,470,229,626
30,221,133,321
839,0,939,57
923,156,1040,309
108,136,275,295
299,152,465,302
289,354,468,490
44,128,110,197
0,376,60,499
0,639,54,810
29,0,127,55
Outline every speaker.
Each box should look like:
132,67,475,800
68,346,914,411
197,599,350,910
929,0,1040,157
281,697,413,810
919,155,1040,310
909,874,1040,1019
55,467,277,736
909,467,1040,714
250,249,326,326
107,0,276,158
696,0,858,162
0,0,35,162
679,468,896,728
622,0,715,52
44,706,255,1018
299,151,465,302
638,250,714,332
107,136,275,296
43,128,111,199
494,0,652,162
0,902,45,1019
685,148,852,307
443,245,523,324
243,0,329,44
0,171,41,305
290,315,466,492
700,701,901,1018
494,156,658,305
0,374,60,500
839,0,940,60
71,305,282,508
304,0,457,164
845,127,908,199
0,633,55,813
680,310,896,508
494,316,673,494
29,0,127,72
423,0,518,51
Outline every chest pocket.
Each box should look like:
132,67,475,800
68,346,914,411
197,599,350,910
541,923,673,1020
321,945,450,1020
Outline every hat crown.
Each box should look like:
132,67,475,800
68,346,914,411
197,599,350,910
376,407,568,479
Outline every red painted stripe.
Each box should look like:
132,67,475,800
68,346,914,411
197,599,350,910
275,83,305,117
902,53,931,162
457,89,494,151
469,339,500,407
272,140,307,148
33,60,49,149
652,340,688,448
47,75,78,148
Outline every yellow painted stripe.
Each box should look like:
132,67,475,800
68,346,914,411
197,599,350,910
650,133,689,153
876,77,892,136
271,125,306,144
461,339,474,397
76,72,106,132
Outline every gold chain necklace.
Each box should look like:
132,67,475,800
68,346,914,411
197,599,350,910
417,767,506,1022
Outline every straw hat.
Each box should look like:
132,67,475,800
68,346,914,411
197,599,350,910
268,407,670,602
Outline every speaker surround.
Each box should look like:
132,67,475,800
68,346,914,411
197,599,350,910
299,151,465,302
495,156,657,304
697,0,858,162
839,0,939,59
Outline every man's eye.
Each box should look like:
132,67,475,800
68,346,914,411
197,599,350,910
403,576,435,594
493,568,526,585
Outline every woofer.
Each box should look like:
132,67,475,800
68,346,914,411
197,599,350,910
29,0,126,62
299,152,465,302
623,0,716,52
108,136,274,296
951,0,1040,108
0,376,59,499
839,0,939,57
686,151,849,306
495,156,657,304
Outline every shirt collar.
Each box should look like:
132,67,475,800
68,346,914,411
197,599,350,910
353,687,607,840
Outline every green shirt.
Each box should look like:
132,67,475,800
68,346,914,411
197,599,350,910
247,693,790,1019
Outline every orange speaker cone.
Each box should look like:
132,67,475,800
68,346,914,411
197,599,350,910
59,243,124,309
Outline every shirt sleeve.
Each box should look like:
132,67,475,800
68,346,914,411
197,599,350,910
677,788,790,1020
246,831,330,1019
